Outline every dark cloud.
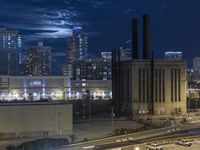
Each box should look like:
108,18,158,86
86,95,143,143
0,0,200,68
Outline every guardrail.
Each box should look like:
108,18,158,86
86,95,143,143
57,122,200,150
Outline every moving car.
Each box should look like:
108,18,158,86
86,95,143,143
128,137,134,142
146,143,163,150
176,139,191,146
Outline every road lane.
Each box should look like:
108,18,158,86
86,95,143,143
56,123,200,150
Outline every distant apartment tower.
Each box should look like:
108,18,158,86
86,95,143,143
61,64,73,78
0,28,19,75
73,59,112,80
66,26,88,63
193,57,200,72
101,52,112,61
66,37,76,64
18,35,25,75
165,51,183,60
25,42,51,76
119,47,132,60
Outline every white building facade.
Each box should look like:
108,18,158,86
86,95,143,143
0,76,112,101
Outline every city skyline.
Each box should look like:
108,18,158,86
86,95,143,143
0,0,200,67
1,1,200,149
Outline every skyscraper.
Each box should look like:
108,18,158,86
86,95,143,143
72,58,112,80
0,28,19,75
193,57,200,72
25,42,51,76
66,26,88,64
66,37,76,64
101,52,112,61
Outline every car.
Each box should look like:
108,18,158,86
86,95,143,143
122,138,128,142
167,129,171,133
128,137,134,142
82,145,95,149
176,139,191,146
116,139,121,143
146,143,163,150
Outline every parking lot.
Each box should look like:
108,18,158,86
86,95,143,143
164,139,200,150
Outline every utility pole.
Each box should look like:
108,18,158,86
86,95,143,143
82,102,86,119
111,107,115,131
88,100,91,120
196,99,198,112
150,51,154,126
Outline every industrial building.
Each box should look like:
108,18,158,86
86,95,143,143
113,59,187,117
112,15,187,118
0,102,72,139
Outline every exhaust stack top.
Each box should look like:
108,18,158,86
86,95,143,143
132,18,139,59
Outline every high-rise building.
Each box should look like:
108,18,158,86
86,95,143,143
60,64,73,78
193,57,200,72
66,27,88,64
119,47,132,60
72,58,112,80
101,52,112,61
165,51,183,60
66,37,76,64
0,28,19,75
25,42,51,76
73,26,88,60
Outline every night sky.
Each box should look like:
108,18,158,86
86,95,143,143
1,0,200,71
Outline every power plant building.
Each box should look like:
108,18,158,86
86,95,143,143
113,59,187,117
112,15,187,118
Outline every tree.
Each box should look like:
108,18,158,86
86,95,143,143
69,134,77,143
6,145,16,150
85,89,90,100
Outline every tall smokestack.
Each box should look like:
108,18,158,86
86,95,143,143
143,14,151,59
132,18,139,59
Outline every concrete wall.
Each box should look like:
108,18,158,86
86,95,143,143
0,103,72,139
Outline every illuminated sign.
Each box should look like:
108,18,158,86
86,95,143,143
29,81,42,87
